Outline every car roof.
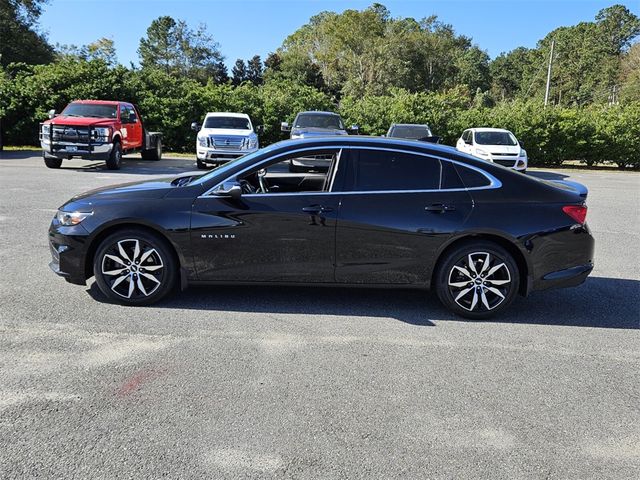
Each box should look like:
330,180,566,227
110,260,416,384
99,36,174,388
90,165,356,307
296,111,341,117
71,100,120,106
469,127,512,133
269,135,458,156
205,112,250,118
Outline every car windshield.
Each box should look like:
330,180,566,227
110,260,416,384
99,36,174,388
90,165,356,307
61,103,117,119
389,125,432,139
475,131,518,146
294,114,344,130
203,116,251,130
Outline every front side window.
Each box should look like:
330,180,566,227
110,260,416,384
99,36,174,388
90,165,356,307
474,131,517,146
346,149,441,192
235,149,342,194
62,103,117,119
204,116,251,130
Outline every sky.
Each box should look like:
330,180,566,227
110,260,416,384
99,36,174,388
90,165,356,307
38,0,639,69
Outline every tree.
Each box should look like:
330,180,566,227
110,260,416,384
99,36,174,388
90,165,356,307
619,42,640,102
138,16,224,83
231,59,247,85
246,55,263,85
0,0,53,66
264,52,282,73
56,38,117,66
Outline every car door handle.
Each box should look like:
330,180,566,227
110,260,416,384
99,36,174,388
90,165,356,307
302,205,333,214
425,204,456,213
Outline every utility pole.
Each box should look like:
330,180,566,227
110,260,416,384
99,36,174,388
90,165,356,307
544,40,555,107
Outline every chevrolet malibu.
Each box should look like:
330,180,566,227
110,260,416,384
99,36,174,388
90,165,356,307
48,137,594,319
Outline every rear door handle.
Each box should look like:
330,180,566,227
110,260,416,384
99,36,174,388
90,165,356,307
302,205,334,214
425,203,456,213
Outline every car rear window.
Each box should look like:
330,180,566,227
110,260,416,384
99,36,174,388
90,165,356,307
347,149,441,191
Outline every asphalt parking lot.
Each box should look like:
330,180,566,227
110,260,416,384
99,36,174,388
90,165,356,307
1,151,639,479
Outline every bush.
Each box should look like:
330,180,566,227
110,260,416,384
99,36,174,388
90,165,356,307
1,59,638,168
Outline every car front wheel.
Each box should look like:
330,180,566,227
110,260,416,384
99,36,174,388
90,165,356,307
93,229,177,305
436,241,519,319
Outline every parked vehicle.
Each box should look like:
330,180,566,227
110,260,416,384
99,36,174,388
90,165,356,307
456,128,527,171
191,112,261,169
281,111,358,172
386,123,440,143
48,136,593,319
39,100,162,170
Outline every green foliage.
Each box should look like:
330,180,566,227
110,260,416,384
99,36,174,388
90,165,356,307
0,0,53,66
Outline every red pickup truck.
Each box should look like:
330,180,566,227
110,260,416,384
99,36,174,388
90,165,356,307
39,100,162,170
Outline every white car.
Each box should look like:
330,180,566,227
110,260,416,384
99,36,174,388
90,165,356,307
191,112,261,169
456,128,528,172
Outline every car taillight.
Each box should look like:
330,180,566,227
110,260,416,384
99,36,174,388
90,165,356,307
562,205,587,224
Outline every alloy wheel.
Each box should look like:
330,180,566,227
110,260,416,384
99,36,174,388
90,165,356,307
100,238,164,299
447,251,512,312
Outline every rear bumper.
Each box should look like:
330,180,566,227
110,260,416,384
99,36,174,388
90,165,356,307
537,263,593,290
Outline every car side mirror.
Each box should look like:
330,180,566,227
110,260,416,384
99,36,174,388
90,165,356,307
255,125,264,134
191,122,200,132
281,122,291,132
48,109,57,119
214,182,242,200
518,140,524,148
348,125,359,134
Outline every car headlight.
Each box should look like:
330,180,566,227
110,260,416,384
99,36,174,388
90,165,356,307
520,148,527,158
475,148,488,156
41,124,50,135
56,210,92,226
198,136,207,147
91,127,111,141
248,137,258,149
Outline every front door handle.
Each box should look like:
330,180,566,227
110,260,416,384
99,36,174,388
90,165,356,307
425,203,456,213
302,205,334,214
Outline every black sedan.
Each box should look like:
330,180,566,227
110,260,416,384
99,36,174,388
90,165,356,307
48,137,594,319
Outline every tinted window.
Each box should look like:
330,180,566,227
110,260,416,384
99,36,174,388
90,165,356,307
454,164,491,188
204,116,251,130
441,161,465,189
347,149,441,191
474,131,517,145
62,103,117,119
294,114,343,130
389,125,432,139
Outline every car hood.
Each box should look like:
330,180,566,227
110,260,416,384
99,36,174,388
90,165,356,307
45,116,116,127
199,128,254,136
60,177,177,210
292,127,348,137
484,145,521,154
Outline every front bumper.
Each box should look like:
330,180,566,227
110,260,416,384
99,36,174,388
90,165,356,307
41,140,113,161
197,148,256,163
48,221,90,285
489,156,528,171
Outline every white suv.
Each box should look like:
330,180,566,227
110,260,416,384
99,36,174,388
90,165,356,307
192,112,261,169
456,128,528,172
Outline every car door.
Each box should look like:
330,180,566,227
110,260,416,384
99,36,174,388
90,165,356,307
335,148,474,285
125,103,143,148
190,148,346,282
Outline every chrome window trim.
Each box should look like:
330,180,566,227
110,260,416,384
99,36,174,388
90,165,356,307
199,145,501,199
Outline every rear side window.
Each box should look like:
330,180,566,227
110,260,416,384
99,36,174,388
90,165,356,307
454,164,491,188
346,149,441,191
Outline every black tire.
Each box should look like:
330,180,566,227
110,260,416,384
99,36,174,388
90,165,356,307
435,241,520,319
141,139,162,161
196,157,208,169
43,153,62,169
93,229,177,306
106,140,122,170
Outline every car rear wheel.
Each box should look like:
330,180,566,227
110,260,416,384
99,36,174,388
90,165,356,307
141,139,162,161
43,153,62,169
106,140,122,170
436,241,519,319
93,229,177,306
